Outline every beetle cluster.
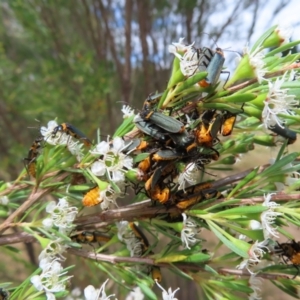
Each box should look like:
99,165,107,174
125,93,236,209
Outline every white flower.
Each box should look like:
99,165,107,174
275,24,293,45
261,193,282,239
90,137,133,182
90,160,106,177
122,105,135,119
84,279,115,300
237,240,269,274
116,221,129,242
0,196,9,205
99,185,120,210
41,120,68,146
179,44,200,77
31,260,72,296
262,72,297,129
249,220,263,230
90,138,111,156
116,221,144,257
125,286,144,300
169,38,202,77
156,281,179,300
249,275,263,300
244,47,266,83
43,198,78,234
168,37,187,54
181,213,199,249
67,139,84,162
262,193,279,209
38,239,67,263
178,163,198,191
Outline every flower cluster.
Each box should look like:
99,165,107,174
31,198,78,299
90,136,133,182
31,260,72,300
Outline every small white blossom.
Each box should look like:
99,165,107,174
262,193,279,209
90,137,133,182
250,220,263,230
237,240,269,274
90,137,111,156
116,221,144,257
116,221,129,242
122,105,135,118
84,279,115,300
181,213,199,249
156,281,180,300
38,239,67,264
178,162,198,191
249,275,263,300
0,196,9,205
125,286,144,300
262,72,297,129
41,120,68,146
275,24,293,45
99,184,120,210
43,198,78,234
244,47,266,83
168,37,187,54
31,260,72,297
90,160,106,177
67,139,84,162
169,38,202,77
261,193,282,239
179,44,200,77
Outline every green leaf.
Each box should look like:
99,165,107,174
215,205,267,217
138,282,157,300
210,280,253,293
266,40,300,57
182,252,211,263
250,25,277,53
218,93,256,103
207,220,249,258
227,168,258,198
170,263,194,280
174,71,208,94
113,115,135,137
271,279,300,299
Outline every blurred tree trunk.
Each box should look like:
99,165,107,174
136,0,151,97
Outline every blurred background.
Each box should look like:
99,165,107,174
0,1,300,298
